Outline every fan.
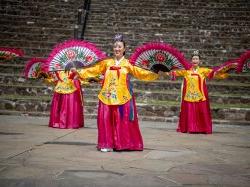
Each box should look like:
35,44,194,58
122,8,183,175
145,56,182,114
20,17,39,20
129,42,191,73
44,40,107,72
0,47,24,60
236,50,250,73
24,58,46,79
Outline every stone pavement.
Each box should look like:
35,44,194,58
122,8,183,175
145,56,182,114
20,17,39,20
0,115,249,187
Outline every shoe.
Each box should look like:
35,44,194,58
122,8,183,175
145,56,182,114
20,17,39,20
100,148,113,152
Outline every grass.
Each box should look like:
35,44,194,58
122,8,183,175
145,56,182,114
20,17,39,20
0,63,24,67
1,79,250,88
132,79,250,87
1,94,249,109
137,99,250,109
1,84,249,100
0,94,51,101
133,88,250,98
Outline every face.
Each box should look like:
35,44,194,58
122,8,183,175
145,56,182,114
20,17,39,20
113,41,125,59
191,55,200,67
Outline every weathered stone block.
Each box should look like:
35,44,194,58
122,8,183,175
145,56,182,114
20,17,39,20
245,111,250,121
4,100,15,110
15,103,26,111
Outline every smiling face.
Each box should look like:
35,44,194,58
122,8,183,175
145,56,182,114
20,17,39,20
113,41,125,59
191,55,201,67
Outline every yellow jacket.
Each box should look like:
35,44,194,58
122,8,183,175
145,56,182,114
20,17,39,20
44,71,77,94
78,58,159,105
173,67,227,102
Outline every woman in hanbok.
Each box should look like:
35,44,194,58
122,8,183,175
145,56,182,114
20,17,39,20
167,50,227,134
44,69,84,129
75,34,159,151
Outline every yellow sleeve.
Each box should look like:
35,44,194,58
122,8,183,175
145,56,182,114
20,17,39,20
42,72,56,85
201,67,228,79
213,72,229,79
128,63,159,81
43,77,55,85
202,68,213,77
78,60,106,79
214,62,236,79
171,70,187,77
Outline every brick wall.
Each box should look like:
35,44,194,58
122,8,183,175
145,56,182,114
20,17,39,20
0,0,85,58
1,0,249,65
84,0,250,65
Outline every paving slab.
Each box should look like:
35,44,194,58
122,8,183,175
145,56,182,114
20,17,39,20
0,115,249,187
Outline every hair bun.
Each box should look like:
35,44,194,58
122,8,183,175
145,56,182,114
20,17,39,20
114,34,124,42
193,50,199,56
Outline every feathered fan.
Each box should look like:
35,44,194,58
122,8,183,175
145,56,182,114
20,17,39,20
0,47,24,60
24,58,46,79
44,40,106,72
236,50,250,73
130,42,191,73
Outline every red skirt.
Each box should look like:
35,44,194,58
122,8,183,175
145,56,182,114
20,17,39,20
97,97,143,150
49,90,84,129
177,99,212,134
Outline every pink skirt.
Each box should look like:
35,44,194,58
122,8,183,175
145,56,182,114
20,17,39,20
97,97,143,151
177,100,212,134
49,90,84,129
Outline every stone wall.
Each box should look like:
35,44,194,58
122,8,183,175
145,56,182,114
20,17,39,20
1,0,249,65
0,0,249,124
0,0,84,58
84,0,250,65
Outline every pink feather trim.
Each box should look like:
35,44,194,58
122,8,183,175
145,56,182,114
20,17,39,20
236,50,250,73
24,58,46,78
129,42,191,70
44,39,106,72
0,47,24,57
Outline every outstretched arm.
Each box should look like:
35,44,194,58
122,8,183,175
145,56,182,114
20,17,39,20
208,61,237,79
39,72,57,85
167,69,187,80
75,60,107,80
128,64,159,81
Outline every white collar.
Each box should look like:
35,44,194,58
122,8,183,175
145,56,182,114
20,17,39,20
192,66,199,73
115,56,124,66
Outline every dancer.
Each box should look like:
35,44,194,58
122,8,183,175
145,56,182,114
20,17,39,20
46,69,84,129
166,50,228,134
24,58,84,129
41,40,106,129
75,34,159,151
